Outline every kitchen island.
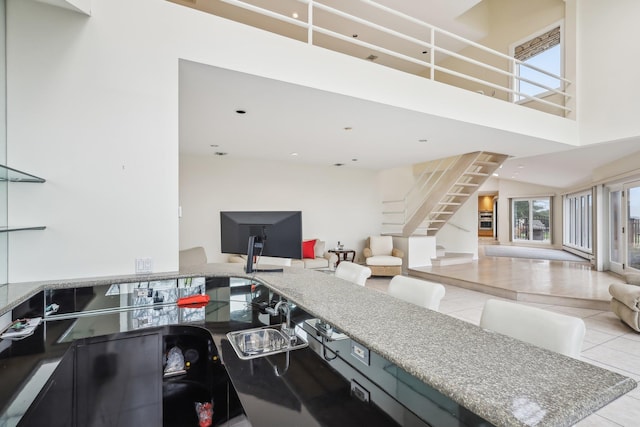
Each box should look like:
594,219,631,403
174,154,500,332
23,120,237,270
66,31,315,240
0,263,636,426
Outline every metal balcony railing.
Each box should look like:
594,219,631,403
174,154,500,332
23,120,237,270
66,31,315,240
215,0,572,115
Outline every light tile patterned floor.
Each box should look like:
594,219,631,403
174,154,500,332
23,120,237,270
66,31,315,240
365,277,640,427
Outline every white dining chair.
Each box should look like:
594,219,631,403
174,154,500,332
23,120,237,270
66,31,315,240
334,261,371,286
479,299,586,358
387,275,445,311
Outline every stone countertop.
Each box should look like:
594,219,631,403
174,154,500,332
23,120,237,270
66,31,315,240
186,264,637,427
1,263,637,427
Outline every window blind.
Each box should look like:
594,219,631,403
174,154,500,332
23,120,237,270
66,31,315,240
514,26,560,61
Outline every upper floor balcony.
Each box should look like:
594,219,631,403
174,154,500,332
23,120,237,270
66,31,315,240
171,0,572,119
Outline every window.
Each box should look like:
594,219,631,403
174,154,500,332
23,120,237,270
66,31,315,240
513,25,562,101
563,190,593,254
512,198,551,243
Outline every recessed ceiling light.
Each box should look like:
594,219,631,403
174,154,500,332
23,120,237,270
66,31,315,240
418,139,428,143
292,12,299,19
214,152,228,156
492,173,499,177
210,144,219,147
352,34,358,38
235,109,246,114
352,158,358,162
365,54,378,61
422,50,429,54
334,163,344,167
344,127,352,131
290,152,299,156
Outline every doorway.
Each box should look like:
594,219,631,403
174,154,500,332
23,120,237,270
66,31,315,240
608,180,640,274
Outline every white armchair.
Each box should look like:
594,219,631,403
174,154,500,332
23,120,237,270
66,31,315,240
363,236,404,277
610,273,640,332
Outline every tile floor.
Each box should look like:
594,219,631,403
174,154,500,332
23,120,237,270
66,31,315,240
365,277,640,427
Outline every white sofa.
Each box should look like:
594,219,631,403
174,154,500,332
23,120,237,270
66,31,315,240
293,239,338,269
228,239,338,270
228,254,292,267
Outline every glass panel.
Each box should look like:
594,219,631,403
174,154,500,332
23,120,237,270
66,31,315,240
517,44,562,100
610,191,622,264
563,192,592,252
0,164,45,182
532,199,550,241
0,0,6,287
513,200,530,240
628,186,640,270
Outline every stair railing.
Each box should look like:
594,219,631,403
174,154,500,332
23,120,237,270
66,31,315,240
382,154,465,233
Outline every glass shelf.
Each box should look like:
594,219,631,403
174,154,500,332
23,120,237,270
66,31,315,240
0,226,46,233
0,164,45,182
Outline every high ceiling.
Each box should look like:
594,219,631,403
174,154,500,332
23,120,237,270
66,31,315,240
176,0,640,189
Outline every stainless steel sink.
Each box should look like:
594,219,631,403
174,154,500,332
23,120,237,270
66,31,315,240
226,326,308,360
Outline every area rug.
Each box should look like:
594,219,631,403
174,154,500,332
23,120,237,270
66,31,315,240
483,245,587,262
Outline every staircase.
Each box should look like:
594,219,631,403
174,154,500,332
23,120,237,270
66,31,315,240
431,246,475,266
382,151,508,237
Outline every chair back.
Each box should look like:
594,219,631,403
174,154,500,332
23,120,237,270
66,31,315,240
388,276,445,311
479,299,585,358
369,236,394,256
179,247,208,268
335,262,371,286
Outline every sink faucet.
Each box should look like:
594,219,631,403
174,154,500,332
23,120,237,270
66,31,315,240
272,300,295,341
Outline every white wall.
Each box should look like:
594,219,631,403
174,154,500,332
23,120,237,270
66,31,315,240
592,149,640,185
5,0,580,283
576,0,640,145
435,194,480,258
179,155,381,264
435,0,565,103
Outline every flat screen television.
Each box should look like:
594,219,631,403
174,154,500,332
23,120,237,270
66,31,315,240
220,211,302,273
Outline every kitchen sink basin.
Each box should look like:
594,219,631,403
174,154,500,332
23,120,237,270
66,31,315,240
226,326,308,360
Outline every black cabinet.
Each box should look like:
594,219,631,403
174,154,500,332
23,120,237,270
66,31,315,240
17,325,243,427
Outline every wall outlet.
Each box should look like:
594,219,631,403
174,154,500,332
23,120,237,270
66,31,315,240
135,257,153,274
351,341,370,366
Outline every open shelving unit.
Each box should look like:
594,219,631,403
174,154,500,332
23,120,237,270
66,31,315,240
0,164,45,183
0,164,46,232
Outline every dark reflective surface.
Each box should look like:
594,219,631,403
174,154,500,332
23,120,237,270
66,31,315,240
1,276,491,427
16,326,243,427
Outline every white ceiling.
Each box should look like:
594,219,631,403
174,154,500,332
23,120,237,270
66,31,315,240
177,0,640,190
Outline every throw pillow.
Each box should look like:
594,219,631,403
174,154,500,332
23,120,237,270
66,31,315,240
314,240,326,258
302,239,317,259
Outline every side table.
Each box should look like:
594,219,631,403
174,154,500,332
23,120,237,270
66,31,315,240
329,249,356,266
